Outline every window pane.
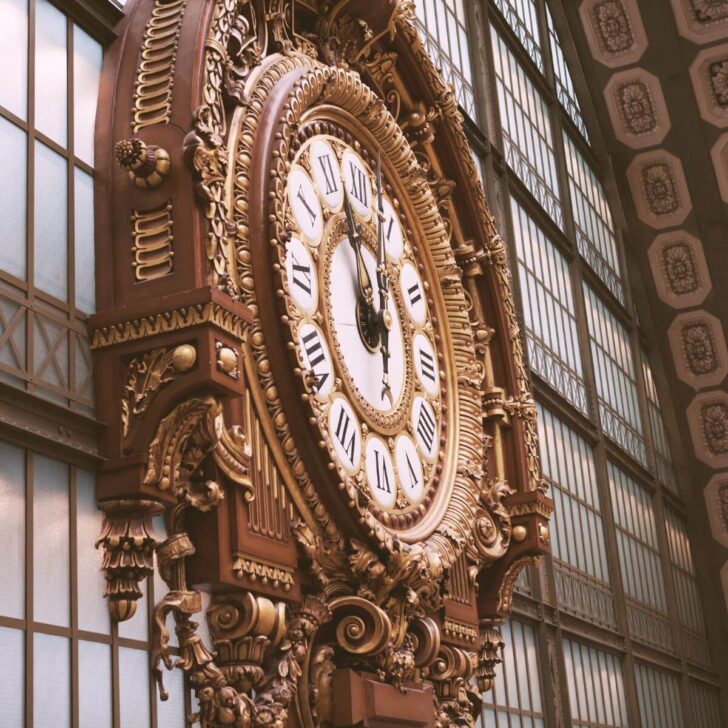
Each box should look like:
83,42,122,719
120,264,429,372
512,199,586,411
491,28,562,228
79,640,112,728
157,661,186,728
642,353,676,492
35,0,68,147
119,647,152,728
74,167,95,312
537,405,616,628
481,620,544,724
76,468,109,634
493,0,542,70
73,25,102,166
565,135,623,301
690,680,723,728
563,639,627,728
635,663,684,728
584,285,646,465
0,626,24,726
0,116,27,280
415,0,476,118
34,633,71,728
0,440,24,619
33,454,70,626
547,8,589,141
0,0,28,119
34,140,68,301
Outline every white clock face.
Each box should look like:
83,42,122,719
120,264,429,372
329,237,406,412
282,132,442,522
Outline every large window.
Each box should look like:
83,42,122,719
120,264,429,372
564,136,623,302
634,664,685,728
414,0,476,118
0,0,99,412
690,681,723,728
547,8,589,142
642,353,677,493
538,405,615,627
491,27,562,228
562,639,628,728
492,0,543,71
608,463,672,650
584,285,646,465
513,199,586,411
0,440,187,727
480,620,545,728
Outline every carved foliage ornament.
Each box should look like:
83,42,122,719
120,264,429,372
664,243,700,295
618,80,657,135
593,1,634,54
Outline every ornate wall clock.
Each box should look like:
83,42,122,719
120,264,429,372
90,2,553,727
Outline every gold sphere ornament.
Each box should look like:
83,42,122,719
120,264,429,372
512,525,527,542
217,346,238,374
172,344,197,372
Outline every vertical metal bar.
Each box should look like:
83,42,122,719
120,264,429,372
70,463,79,728
25,448,34,728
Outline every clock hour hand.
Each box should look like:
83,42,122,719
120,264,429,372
343,191,379,350
375,151,393,407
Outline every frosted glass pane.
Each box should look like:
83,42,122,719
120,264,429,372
119,647,151,728
73,26,102,165
0,117,27,280
34,633,71,728
35,0,67,146
34,141,68,301
76,468,109,634
79,640,112,728
157,661,186,728
74,167,95,312
0,627,24,725
33,454,70,626
0,441,24,618
0,0,28,119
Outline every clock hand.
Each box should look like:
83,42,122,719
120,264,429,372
343,190,379,349
375,151,393,407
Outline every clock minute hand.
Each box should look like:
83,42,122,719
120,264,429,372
343,191,374,307
375,151,393,407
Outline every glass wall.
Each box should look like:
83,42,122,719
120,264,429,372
0,1,188,725
417,0,722,726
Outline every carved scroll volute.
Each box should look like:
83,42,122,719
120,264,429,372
328,595,392,656
430,644,480,728
207,591,287,692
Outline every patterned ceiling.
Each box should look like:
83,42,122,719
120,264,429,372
559,0,728,613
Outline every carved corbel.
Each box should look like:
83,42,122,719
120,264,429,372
115,137,170,189
467,480,513,579
430,644,480,728
207,591,287,693
96,498,163,621
476,621,504,692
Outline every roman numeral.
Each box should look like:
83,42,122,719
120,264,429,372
334,407,356,464
317,153,339,196
348,161,368,208
405,452,420,491
385,215,395,243
297,185,318,226
302,329,329,390
418,346,436,384
407,282,422,307
416,404,436,454
291,253,312,295
374,449,391,493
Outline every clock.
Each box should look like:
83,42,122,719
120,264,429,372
239,64,484,555
284,131,441,519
